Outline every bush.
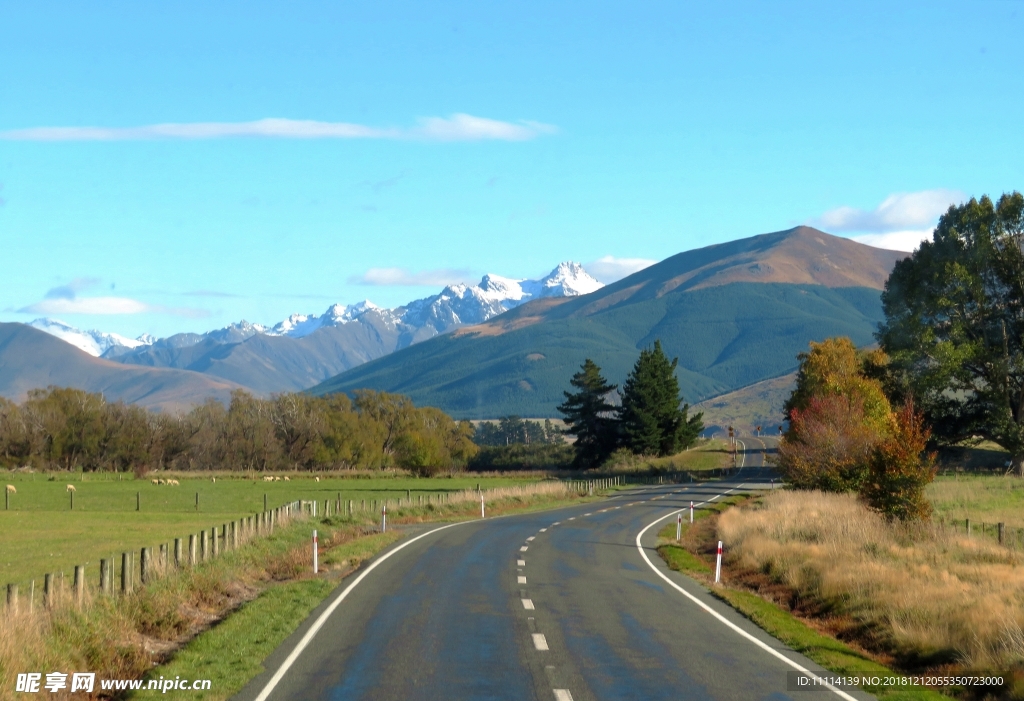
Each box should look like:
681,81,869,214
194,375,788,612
467,444,574,471
860,400,937,521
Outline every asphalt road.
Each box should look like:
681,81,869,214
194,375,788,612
234,439,874,701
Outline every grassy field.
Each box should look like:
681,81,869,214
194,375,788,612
928,473,1024,529
0,472,541,589
602,438,735,473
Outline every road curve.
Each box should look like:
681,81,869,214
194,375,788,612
234,441,874,701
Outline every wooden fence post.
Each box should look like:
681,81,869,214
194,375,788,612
100,559,111,594
43,573,53,607
120,553,131,594
140,548,151,584
174,538,183,567
200,530,208,562
159,543,168,571
188,534,197,565
6,583,17,613
966,518,972,536
211,527,219,558
73,565,84,603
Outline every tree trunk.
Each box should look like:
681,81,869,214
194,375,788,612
1013,453,1024,477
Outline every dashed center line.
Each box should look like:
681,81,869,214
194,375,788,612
527,536,535,541
522,599,535,610
583,513,592,516
517,559,526,566
532,633,549,651
520,545,529,551
539,528,547,532
567,517,575,521
551,521,560,526
518,576,527,584
553,690,574,701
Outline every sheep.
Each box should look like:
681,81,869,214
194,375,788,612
151,479,159,485
5,484,15,494
211,477,216,483
166,479,180,486
157,478,166,485
283,476,290,482
66,484,77,492
263,476,274,482
314,476,320,483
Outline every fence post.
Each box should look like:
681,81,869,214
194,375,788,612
100,559,111,595
188,534,197,565
120,553,131,594
200,530,208,561
159,543,168,571
44,573,53,607
174,538,183,567
966,518,972,536
6,583,17,613
211,527,219,558
136,491,140,511
141,548,151,584
73,565,84,603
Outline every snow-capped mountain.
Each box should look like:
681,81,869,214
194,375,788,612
27,318,154,358
28,262,604,389
267,262,604,339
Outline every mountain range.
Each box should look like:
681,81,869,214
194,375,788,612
3,228,906,416
18,262,604,399
311,226,906,418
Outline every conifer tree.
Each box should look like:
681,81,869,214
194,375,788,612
557,359,619,467
620,341,703,456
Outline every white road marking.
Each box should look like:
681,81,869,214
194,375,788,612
517,559,526,566
532,633,549,651
518,576,527,584
250,519,472,701
553,690,574,701
567,517,575,521
527,536,535,541
522,598,535,610
584,513,592,516
632,446,858,701
552,521,561,526
521,545,529,551
539,528,547,532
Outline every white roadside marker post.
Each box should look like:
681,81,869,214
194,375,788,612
714,540,723,584
676,513,682,541
313,530,318,574
382,503,387,533
480,494,485,519
689,501,694,524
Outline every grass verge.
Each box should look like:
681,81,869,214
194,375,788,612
656,496,964,701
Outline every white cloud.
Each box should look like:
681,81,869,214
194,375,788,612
811,189,964,233
348,267,475,287
849,229,934,253
0,114,558,143
584,256,657,283
19,296,208,317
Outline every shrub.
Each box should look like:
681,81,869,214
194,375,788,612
861,400,937,521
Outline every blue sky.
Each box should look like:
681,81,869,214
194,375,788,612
1,1,1022,339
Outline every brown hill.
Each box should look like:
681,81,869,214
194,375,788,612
456,227,906,338
0,323,242,412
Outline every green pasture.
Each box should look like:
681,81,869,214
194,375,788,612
0,473,541,589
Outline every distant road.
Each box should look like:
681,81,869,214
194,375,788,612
234,438,874,701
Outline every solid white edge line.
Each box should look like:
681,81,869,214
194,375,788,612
632,444,859,701
251,520,470,701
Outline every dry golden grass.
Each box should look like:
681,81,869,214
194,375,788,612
718,490,1024,670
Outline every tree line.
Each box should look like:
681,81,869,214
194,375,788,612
0,387,477,476
558,340,704,467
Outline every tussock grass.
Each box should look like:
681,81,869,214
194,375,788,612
718,490,1024,672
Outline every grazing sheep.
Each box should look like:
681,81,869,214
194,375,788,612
151,479,159,485
157,478,166,485
66,484,77,492
263,476,274,482
167,479,179,486
283,476,290,481
314,476,320,483
5,484,15,494
211,477,216,483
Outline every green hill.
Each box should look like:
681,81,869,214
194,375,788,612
310,227,904,418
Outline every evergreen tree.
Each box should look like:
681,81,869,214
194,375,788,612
619,341,703,456
557,359,619,467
